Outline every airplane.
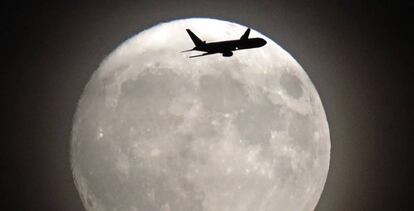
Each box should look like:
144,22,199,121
181,27,267,58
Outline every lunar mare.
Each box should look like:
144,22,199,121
71,18,330,211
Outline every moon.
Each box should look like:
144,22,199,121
71,18,330,211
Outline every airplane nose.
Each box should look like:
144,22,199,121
260,39,267,46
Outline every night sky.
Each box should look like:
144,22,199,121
3,0,413,210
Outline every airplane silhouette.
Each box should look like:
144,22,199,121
181,28,267,58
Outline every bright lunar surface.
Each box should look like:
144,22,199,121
71,18,330,211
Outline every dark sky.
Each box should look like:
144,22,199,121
3,0,413,210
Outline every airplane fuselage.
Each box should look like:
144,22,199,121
194,38,266,55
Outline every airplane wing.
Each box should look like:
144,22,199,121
189,52,216,58
240,28,250,40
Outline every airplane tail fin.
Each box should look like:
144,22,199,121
186,29,204,47
240,28,250,40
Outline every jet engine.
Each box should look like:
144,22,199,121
222,51,233,57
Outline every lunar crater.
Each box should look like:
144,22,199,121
280,72,304,99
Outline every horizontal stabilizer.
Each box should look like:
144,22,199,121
180,48,195,53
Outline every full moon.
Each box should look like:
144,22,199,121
71,18,330,211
